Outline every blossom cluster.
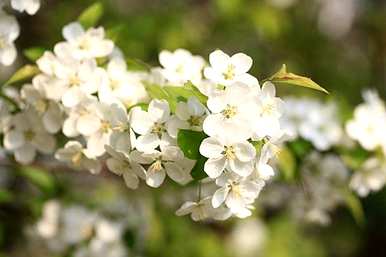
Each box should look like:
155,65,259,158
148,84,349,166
0,20,291,221
0,0,41,66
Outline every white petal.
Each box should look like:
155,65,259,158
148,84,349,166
130,108,153,135
165,162,191,185
146,168,166,188
209,50,229,72
4,130,24,150
42,104,62,134
14,144,36,164
148,99,170,123
233,142,256,162
61,87,86,108
175,202,197,216
123,172,140,189
62,117,79,137
106,158,125,175
230,53,252,74
212,186,229,208
135,134,159,153
33,134,56,154
204,156,227,178
63,22,84,42
199,137,224,159
229,159,254,177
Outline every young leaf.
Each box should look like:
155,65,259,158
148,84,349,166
177,129,207,160
5,65,40,86
78,2,104,29
343,190,365,226
268,64,328,94
23,47,46,62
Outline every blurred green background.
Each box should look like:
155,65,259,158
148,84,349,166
1,0,386,256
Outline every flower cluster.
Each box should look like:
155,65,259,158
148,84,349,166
29,200,128,257
0,0,41,66
282,97,343,150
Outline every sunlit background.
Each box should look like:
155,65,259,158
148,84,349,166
1,0,386,256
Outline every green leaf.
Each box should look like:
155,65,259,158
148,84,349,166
0,190,13,203
344,191,365,226
145,83,170,101
18,166,56,195
177,129,207,160
268,64,328,94
23,47,46,62
78,2,104,29
191,156,208,180
5,65,40,86
106,24,125,42
128,102,149,112
277,146,296,181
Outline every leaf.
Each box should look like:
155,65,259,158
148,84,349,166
78,2,104,29
18,166,56,195
23,47,46,62
277,146,296,181
128,102,149,112
0,190,13,203
145,83,170,101
106,24,125,42
191,156,208,180
344,191,365,226
177,129,207,160
5,65,40,86
268,64,328,94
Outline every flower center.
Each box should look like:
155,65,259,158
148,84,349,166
100,120,111,133
110,79,120,90
69,75,81,87
71,151,83,166
78,38,91,51
24,130,35,141
223,64,235,80
187,115,202,127
222,104,237,119
261,102,275,116
151,122,165,136
176,64,185,74
228,180,241,197
224,146,236,160
35,100,48,113
150,159,163,172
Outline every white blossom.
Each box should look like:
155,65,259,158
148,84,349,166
11,0,41,15
159,48,205,85
204,50,258,86
55,141,101,174
0,12,19,66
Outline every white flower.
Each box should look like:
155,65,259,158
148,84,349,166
131,145,194,188
55,141,101,174
255,144,275,180
54,58,104,108
167,97,207,137
199,135,256,178
204,50,258,86
252,82,284,139
0,100,11,133
130,99,176,153
346,90,386,151
36,200,61,239
11,0,40,15
3,109,56,164
55,22,114,60
203,82,256,140
175,197,231,221
83,102,129,157
159,48,205,85
98,57,148,108
0,13,19,66
105,145,146,189
350,158,386,197
212,172,265,217
21,83,63,133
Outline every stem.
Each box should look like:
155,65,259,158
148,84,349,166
197,180,202,201
0,91,20,112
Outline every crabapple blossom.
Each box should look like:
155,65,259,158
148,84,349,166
0,12,19,66
21,83,63,133
105,145,146,189
131,145,194,188
130,99,177,153
55,22,114,60
3,108,56,164
55,141,101,174
350,158,386,197
175,197,231,221
159,48,206,85
212,172,265,217
204,49,258,86
98,57,148,108
11,0,41,15
167,97,207,138
199,135,256,178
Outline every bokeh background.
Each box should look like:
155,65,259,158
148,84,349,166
1,0,386,256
